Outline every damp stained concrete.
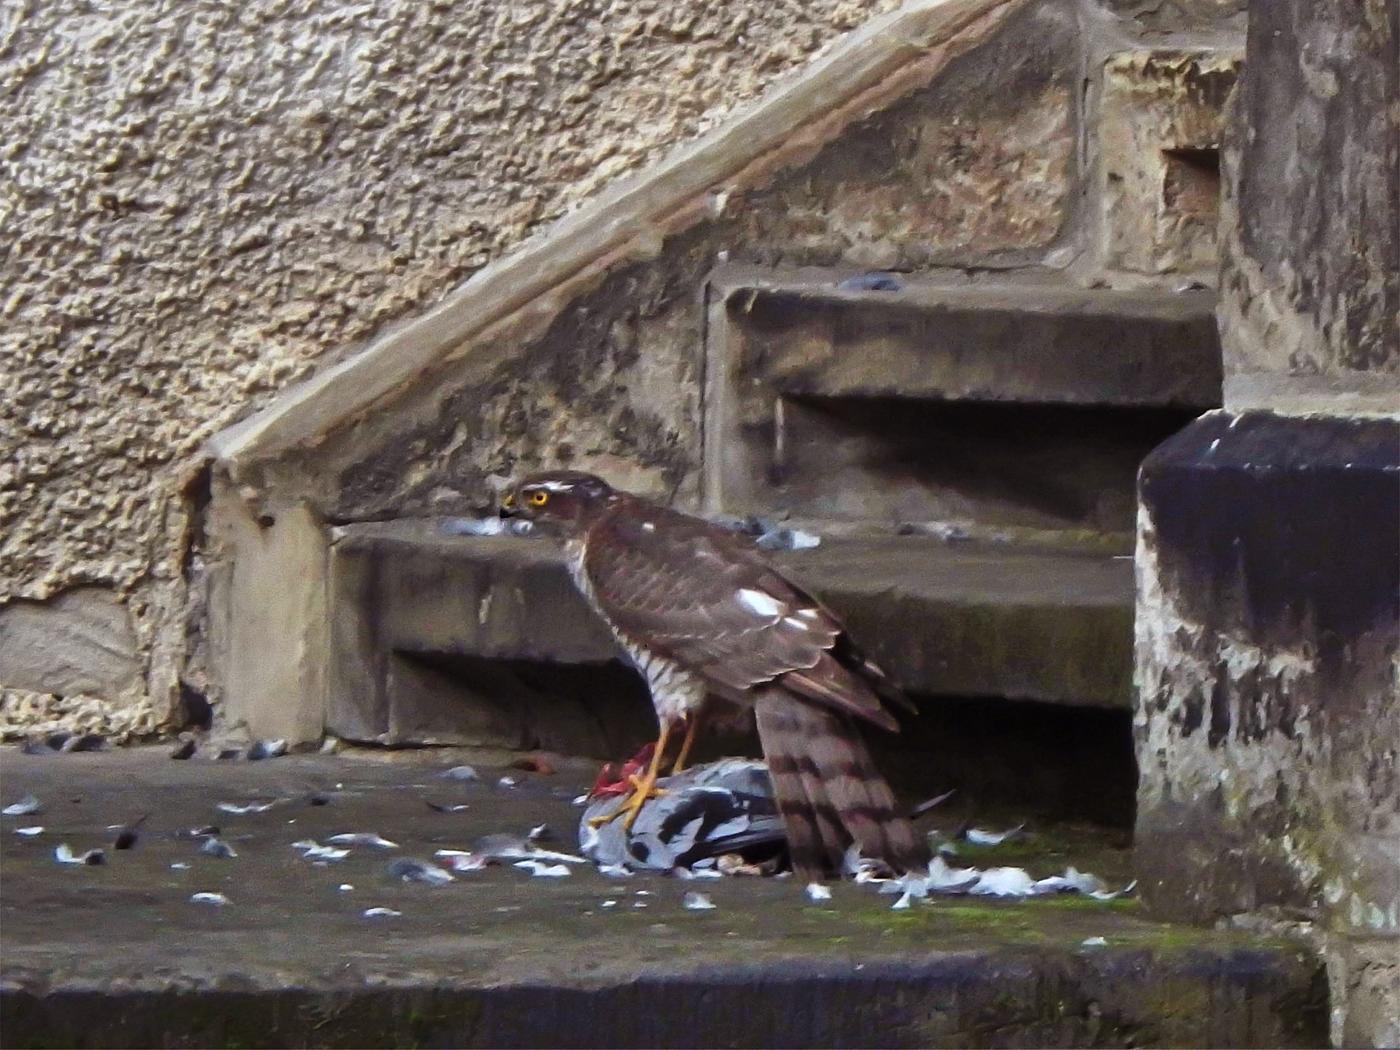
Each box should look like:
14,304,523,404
0,747,1327,1048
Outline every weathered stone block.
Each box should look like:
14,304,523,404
327,521,651,754
1100,50,1241,274
0,587,140,701
1134,411,1400,934
1218,0,1399,411
705,271,1217,533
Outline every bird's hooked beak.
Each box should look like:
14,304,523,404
498,492,517,518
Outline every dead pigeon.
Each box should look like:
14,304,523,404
580,758,785,873
387,858,454,886
3,794,42,817
55,844,106,866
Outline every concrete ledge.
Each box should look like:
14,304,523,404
0,749,1330,1049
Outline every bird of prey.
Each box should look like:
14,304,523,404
501,470,928,879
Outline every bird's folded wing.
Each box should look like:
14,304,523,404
584,506,897,730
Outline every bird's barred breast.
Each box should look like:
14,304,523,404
565,537,705,723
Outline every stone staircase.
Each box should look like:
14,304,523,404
325,271,1221,827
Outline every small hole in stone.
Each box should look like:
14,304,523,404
1161,147,1221,224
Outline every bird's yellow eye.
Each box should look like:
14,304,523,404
529,490,549,506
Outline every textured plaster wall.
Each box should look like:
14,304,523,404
0,0,900,737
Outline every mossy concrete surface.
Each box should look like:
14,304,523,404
0,749,1326,1048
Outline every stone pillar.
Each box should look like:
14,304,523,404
1133,0,1399,1045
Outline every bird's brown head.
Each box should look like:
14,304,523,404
500,471,616,532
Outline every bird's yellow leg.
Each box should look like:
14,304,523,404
588,722,673,829
670,715,702,775
620,720,672,831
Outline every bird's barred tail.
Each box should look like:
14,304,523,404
754,687,929,880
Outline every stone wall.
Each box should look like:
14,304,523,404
0,0,905,738
1132,0,1398,1042
3,0,1246,739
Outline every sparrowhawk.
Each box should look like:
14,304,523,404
501,470,927,879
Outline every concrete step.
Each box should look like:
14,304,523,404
326,522,1136,751
0,748,1329,1049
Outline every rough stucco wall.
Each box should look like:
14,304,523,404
286,0,1078,525
0,0,899,736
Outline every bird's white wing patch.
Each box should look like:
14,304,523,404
737,588,784,618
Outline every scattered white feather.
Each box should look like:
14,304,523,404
14,826,43,837
515,860,570,877
682,892,717,911
970,867,1039,897
925,856,979,893
965,825,1024,846
601,899,618,909
190,892,230,906
3,795,42,817
437,852,487,872
497,776,518,788
891,891,915,911
572,794,589,806
805,882,832,902
440,765,479,781
170,862,190,870
737,588,784,617
216,800,275,815
597,863,633,878
54,843,105,865
363,907,401,918
1081,936,1108,948
326,833,398,848
388,858,455,886
338,884,354,892
1033,866,1136,900
293,841,350,862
